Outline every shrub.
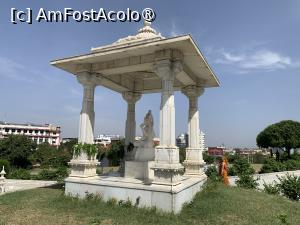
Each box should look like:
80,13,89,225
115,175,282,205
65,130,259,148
205,165,220,182
107,198,117,206
85,192,103,201
251,153,264,164
224,153,237,164
236,174,259,189
277,213,290,225
232,157,255,175
0,159,11,175
35,167,68,182
233,158,258,189
290,153,300,161
96,167,103,175
203,153,214,164
55,167,69,182
106,140,125,166
263,182,280,195
277,174,300,201
8,168,31,180
284,160,300,171
36,169,57,180
228,166,236,176
118,198,132,208
260,158,285,173
260,158,300,174
85,192,95,200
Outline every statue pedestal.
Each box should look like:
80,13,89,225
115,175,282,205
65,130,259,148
134,146,155,161
124,161,155,182
125,143,155,182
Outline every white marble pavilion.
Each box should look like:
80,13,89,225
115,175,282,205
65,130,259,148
51,21,219,213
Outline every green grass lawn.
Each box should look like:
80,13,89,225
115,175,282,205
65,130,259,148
0,182,299,225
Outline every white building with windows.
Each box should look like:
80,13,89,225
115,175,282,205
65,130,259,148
0,121,61,146
176,133,188,148
94,134,124,146
199,130,205,150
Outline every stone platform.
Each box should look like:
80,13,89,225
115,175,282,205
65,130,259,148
1,179,57,194
65,173,207,213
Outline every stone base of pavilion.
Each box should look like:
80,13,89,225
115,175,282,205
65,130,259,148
65,173,207,213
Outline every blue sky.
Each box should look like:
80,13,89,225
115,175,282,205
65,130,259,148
0,1,299,148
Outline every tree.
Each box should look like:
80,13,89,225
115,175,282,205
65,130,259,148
31,142,72,168
257,120,300,160
106,139,125,166
58,138,78,156
0,135,37,168
30,142,55,165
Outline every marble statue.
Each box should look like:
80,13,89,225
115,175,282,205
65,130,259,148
134,110,155,161
139,110,155,147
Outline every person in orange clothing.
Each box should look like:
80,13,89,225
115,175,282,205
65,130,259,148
220,157,229,185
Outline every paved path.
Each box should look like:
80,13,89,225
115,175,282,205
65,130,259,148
228,170,300,189
0,179,57,194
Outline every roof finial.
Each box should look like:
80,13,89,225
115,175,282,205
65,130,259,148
106,19,164,47
144,20,151,27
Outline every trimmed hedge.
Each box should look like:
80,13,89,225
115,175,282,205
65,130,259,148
8,168,31,180
34,167,69,182
260,158,300,174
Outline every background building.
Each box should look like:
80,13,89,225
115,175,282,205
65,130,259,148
94,134,124,147
199,130,205,150
0,121,61,146
208,146,225,156
176,131,205,149
176,133,189,148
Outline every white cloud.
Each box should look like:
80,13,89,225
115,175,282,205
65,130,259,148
215,51,245,64
223,52,245,63
0,56,28,81
0,56,62,83
211,48,298,73
240,50,291,70
170,21,180,37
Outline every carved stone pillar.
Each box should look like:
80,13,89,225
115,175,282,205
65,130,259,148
68,72,99,178
182,85,205,176
151,59,184,185
122,91,141,160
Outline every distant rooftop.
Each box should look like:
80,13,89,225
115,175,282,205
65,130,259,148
0,121,60,128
